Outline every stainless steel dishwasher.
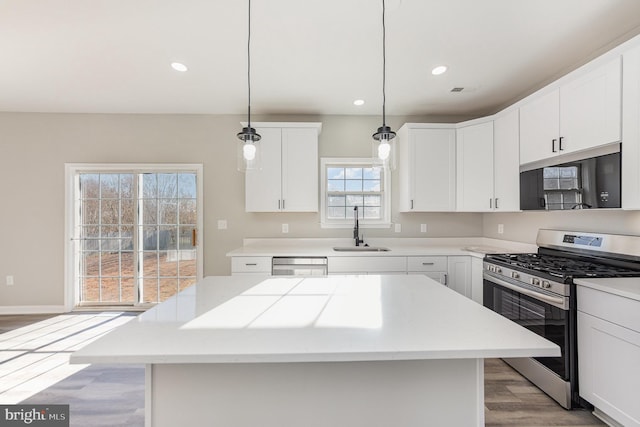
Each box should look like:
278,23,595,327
272,257,328,276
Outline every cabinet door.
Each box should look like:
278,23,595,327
560,57,621,155
447,256,471,298
578,311,640,427
419,272,447,286
622,45,640,209
411,128,456,211
519,89,560,165
470,257,483,305
281,128,318,212
456,122,494,211
245,127,283,212
493,110,521,211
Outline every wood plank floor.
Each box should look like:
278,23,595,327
1,314,605,426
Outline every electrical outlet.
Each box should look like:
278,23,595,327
6,276,14,286
282,223,289,234
394,223,402,233
217,220,228,230
498,224,504,234
420,224,427,233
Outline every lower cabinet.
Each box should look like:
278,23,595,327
447,256,472,298
230,254,474,300
327,256,407,275
577,286,640,427
231,257,272,275
407,256,448,286
470,257,484,304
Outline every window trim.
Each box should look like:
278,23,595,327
320,158,391,229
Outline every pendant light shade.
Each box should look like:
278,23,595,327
237,0,261,172
372,0,396,169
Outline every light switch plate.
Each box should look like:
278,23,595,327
6,276,14,286
498,224,504,234
217,220,228,230
420,224,427,233
394,223,402,233
282,224,289,233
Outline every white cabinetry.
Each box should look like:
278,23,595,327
577,285,640,427
492,110,521,211
245,122,321,212
328,256,407,275
470,257,484,305
456,121,494,211
398,124,456,212
231,257,272,275
447,256,472,298
519,57,621,166
622,44,640,209
407,256,448,286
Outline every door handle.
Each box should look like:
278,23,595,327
191,229,197,247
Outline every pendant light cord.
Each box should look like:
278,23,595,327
382,0,387,127
247,0,252,129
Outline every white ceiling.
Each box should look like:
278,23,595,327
2,0,640,117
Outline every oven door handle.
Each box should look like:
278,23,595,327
485,274,569,310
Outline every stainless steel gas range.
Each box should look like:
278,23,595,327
483,229,640,409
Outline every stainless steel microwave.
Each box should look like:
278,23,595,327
520,151,621,210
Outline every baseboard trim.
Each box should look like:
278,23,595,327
0,305,67,315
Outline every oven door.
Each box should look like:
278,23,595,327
483,275,570,380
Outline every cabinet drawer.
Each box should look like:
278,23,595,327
407,256,448,272
577,286,640,332
231,257,272,274
328,256,407,273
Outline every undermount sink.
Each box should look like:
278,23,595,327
333,246,390,252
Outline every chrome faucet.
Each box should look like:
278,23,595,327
353,206,364,246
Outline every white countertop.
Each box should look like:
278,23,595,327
574,277,640,302
226,237,537,258
71,275,559,365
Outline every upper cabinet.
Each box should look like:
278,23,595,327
456,120,494,211
455,112,520,212
520,57,622,166
493,110,521,211
245,122,322,212
398,124,456,212
622,44,640,209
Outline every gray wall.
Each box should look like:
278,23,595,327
483,210,640,244
0,112,483,308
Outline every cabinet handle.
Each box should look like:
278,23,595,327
278,200,281,210
552,139,557,153
495,198,499,209
282,199,285,210
411,199,414,210
444,273,448,286
422,262,435,266
245,263,257,266
559,136,564,151
489,198,492,209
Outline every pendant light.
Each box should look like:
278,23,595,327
237,0,261,172
372,0,395,169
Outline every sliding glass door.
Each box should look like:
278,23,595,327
67,165,202,307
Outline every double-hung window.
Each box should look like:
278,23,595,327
320,158,390,228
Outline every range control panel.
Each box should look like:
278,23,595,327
562,234,603,247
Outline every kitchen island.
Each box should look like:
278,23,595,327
71,275,559,427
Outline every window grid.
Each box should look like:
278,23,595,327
78,172,197,305
325,165,384,221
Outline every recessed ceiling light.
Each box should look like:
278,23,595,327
353,99,365,106
431,65,448,75
171,62,188,72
